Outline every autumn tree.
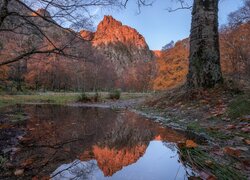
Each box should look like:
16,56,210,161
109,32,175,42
220,0,250,84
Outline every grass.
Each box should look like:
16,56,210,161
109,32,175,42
0,93,79,108
8,111,27,123
227,93,250,119
108,89,121,100
0,156,7,168
0,92,151,108
180,147,246,180
187,122,204,133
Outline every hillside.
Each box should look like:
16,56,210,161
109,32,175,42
153,23,250,90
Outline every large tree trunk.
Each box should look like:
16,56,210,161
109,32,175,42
187,0,223,88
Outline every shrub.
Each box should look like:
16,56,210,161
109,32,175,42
93,92,100,102
109,89,121,100
77,92,91,102
227,93,250,119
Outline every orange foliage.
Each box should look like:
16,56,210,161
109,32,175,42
152,23,250,90
153,39,189,90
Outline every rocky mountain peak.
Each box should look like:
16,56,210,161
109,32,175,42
80,15,153,81
97,15,123,30
92,15,148,48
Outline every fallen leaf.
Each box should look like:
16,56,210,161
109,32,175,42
223,147,241,157
186,140,198,148
242,115,250,121
225,125,236,130
21,158,34,167
199,171,217,180
205,160,213,166
241,127,250,133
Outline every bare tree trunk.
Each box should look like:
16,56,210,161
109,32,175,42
187,0,223,88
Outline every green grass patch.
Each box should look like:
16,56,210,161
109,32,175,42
0,156,7,168
227,93,250,119
0,93,79,108
187,122,204,133
180,147,246,179
8,111,27,123
0,92,151,108
207,130,233,140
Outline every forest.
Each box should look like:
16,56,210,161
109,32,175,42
0,0,249,179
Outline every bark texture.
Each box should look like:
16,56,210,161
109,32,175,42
187,0,223,88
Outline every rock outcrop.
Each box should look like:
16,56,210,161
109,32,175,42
81,15,153,76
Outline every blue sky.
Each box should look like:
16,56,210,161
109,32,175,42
94,0,243,50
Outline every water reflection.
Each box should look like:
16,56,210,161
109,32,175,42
9,105,195,179
52,141,193,180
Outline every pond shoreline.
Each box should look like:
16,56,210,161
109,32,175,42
0,92,249,179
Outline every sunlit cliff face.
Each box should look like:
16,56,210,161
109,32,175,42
93,16,148,48
80,16,148,48
79,15,154,87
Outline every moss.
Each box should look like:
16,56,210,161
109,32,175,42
227,94,250,119
8,111,26,122
0,156,7,168
207,129,233,140
187,122,204,133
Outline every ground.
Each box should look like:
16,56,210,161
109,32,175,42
137,86,250,179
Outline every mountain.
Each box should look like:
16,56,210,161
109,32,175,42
80,16,154,90
0,4,154,91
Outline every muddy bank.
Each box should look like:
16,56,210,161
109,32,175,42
135,88,250,179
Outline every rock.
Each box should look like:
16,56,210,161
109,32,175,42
14,169,24,176
80,30,95,41
4,162,11,167
235,147,248,151
81,15,153,78
243,139,250,145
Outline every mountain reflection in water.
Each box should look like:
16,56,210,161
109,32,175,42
10,105,195,179
52,141,193,180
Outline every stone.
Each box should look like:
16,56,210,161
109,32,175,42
14,169,24,176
